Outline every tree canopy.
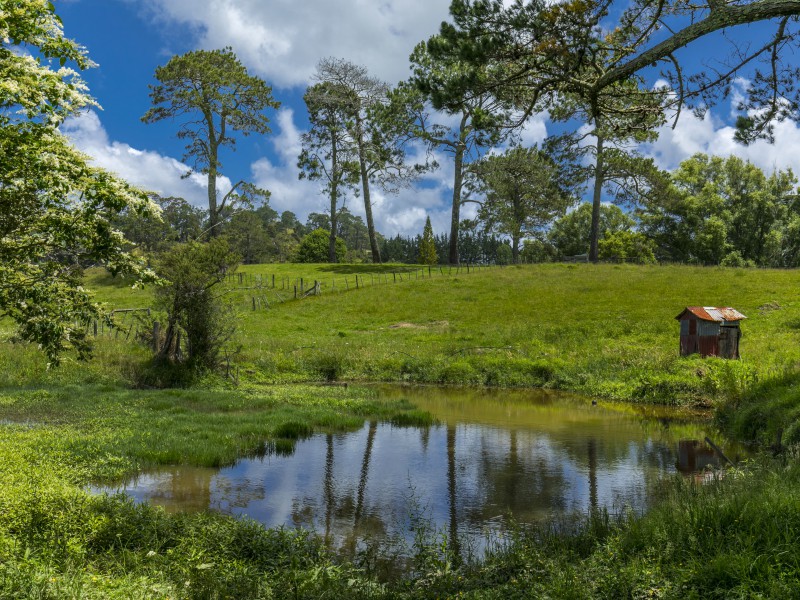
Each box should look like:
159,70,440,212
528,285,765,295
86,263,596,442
142,48,279,237
471,146,575,263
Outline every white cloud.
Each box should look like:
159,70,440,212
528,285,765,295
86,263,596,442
642,108,800,175
61,111,233,206
136,0,452,88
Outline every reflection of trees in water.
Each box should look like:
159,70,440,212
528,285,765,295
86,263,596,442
354,421,377,525
447,424,461,561
588,438,598,512
325,433,334,541
284,423,391,556
462,428,569,527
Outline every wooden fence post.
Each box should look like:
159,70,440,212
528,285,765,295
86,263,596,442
152,321,160,352
294,285,297,299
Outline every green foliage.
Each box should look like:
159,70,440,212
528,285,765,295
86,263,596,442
598,230,656,263
639,154,799,266
142,47,278,235
0,0,157,365
472,145,575,263
298,81,360,262
154,239,240,370
114,195,204,253
548,203,635,258
402,39,513,264
418,216,439,265
295,229,347,263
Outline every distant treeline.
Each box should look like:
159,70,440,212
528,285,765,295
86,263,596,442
115,153,800,267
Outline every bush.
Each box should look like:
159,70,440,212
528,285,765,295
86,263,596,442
295,229,347,263
154,238,239,371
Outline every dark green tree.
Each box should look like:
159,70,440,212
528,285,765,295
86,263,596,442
418,216,439,265
154,238,239,369
398,40,512,265
295,229,347,263
548,203,635,259
639,154,797,265
142,48,279,237
316,58,425,263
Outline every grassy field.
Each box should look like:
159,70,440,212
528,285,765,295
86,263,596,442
4,262,799,441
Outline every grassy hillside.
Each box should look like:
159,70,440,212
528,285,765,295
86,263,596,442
3,262,800,442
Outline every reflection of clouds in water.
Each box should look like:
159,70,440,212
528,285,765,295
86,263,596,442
96,389,734,556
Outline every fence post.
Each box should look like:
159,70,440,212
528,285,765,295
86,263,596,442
356,276,359,289
152,321,160,352
252,297,256,311
294,285,297,299
393,272,396,283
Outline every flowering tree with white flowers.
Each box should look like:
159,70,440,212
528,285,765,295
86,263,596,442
0,0,158,365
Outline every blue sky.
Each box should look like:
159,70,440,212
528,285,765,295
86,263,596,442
56,0,800,238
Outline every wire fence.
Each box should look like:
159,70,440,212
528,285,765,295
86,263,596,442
226,263,496,312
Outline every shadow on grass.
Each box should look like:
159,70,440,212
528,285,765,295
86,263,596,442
315,264,425,274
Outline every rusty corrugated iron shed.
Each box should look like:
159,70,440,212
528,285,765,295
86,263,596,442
675,307,747,322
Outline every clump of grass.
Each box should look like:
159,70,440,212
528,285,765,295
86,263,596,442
273,420,314,439
389,410,438,427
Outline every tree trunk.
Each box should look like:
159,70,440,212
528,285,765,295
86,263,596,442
589,134,605,263
449,145,465,265
207,166,219,238
449,114,470,266
329,137,339,263
512,235,520,264
356,116,382,263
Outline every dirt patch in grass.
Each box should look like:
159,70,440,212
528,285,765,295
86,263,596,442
389,321,449,329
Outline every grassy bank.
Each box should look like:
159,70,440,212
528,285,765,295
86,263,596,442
0,385,798,598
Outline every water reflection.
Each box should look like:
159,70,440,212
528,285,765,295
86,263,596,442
96,386,746,555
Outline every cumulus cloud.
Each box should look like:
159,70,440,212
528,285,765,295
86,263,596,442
643,109,800,175
136,0,452,88
61,111,233,206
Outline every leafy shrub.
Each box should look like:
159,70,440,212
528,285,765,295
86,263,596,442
295,229,347,263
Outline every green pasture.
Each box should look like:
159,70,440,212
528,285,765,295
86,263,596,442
8,263,800,419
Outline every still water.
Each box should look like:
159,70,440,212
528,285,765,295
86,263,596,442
97,386,745,555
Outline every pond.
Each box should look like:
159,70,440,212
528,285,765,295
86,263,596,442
95,386,746,559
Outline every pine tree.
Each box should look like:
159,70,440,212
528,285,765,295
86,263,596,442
418,217,439,265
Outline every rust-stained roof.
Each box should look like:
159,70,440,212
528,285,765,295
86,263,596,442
675,307,747,322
